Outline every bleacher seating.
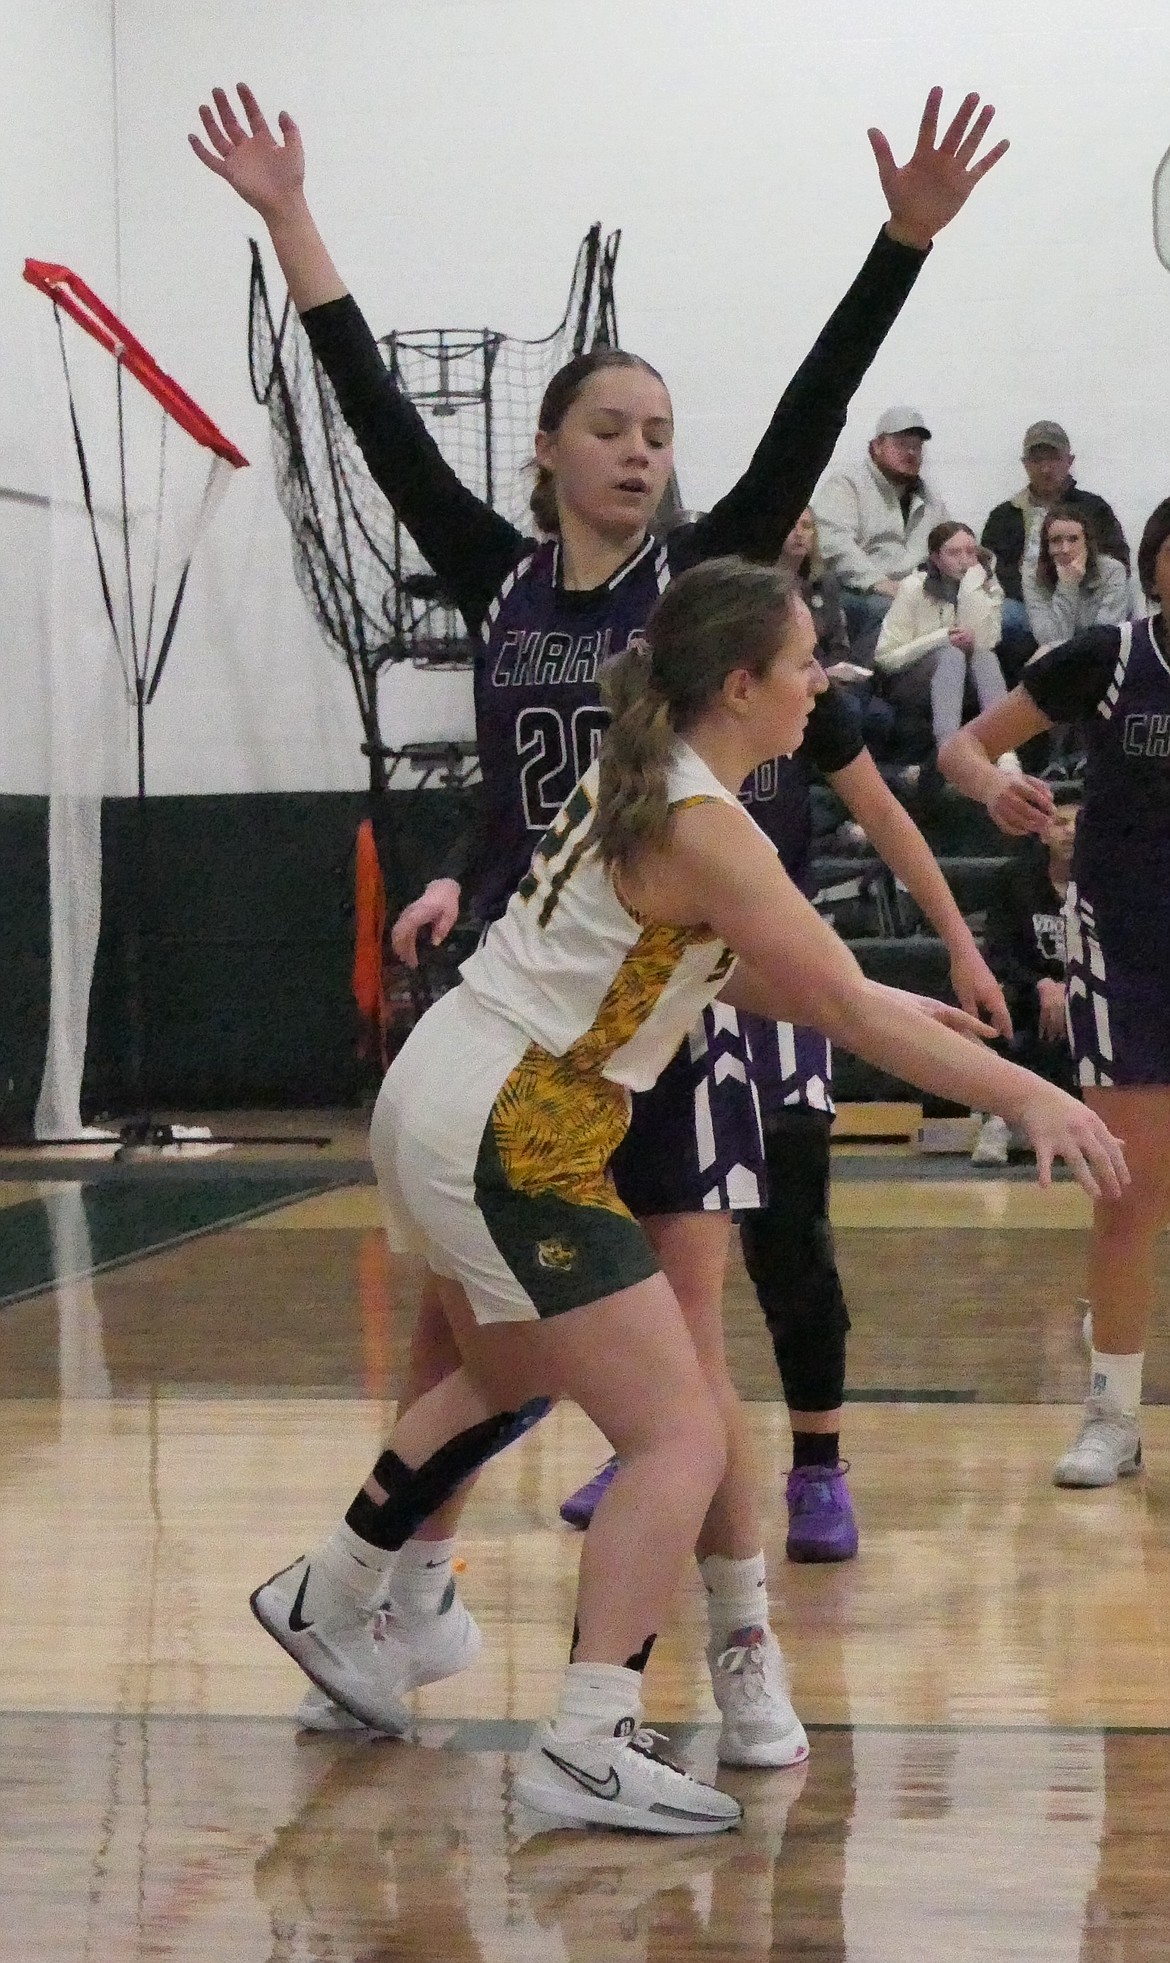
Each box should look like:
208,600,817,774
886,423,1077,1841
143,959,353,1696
807,782,1034,1107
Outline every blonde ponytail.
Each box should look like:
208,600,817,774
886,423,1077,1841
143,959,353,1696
593,641,677,867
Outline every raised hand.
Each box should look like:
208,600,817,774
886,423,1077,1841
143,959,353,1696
870,87,1009,250
189,84,305,222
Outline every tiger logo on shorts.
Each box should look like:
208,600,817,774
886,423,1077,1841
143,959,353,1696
535,1238,579,1273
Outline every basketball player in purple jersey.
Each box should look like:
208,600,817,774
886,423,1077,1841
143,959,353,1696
191,80,1009,1732
563,678,1012,1553
941,497,1170,1489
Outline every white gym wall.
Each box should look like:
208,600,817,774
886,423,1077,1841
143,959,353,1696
4,0,1170,793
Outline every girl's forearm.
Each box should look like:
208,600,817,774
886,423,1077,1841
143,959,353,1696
822,980,1034,1121
265,195,348,312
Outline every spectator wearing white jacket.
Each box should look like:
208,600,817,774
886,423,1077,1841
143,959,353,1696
1023,504,1131,646
813,405,950,658
874,522,1013,751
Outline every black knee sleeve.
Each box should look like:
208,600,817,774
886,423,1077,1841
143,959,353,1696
740,1108,850,1412
346,1397,549,1552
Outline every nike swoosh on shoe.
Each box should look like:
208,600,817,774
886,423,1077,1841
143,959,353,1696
542,1747,621,1800
287,1566,313,1633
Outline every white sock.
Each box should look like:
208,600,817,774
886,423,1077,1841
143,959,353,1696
699,1551,769,1647
385,1537,457,1620
549,1662,643,1742
1090,1349,1144,1420
309,1522,393,1616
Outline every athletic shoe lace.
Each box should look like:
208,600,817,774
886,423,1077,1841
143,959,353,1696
790,1459,851,1512
1077,1402,1138,1456
370,1604,401,1644
714,1630,788,1708
618,1719,686,1774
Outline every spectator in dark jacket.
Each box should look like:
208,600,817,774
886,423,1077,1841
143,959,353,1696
981,423,1128,686
971,795,1079,1164
982,422,1129,604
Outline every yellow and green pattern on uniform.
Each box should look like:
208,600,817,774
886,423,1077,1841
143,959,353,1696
473,918,731,1316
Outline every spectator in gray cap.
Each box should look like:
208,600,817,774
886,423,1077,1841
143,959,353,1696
981,421,1129,674
813,405,950,659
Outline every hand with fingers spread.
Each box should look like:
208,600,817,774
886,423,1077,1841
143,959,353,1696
1012,1084,1129,1203
985,770,1055,839
189,84,345,311
870,86,1010,251
391,879,462,968
189,84,305,222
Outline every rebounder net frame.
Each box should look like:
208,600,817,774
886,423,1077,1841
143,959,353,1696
24,259,248,1142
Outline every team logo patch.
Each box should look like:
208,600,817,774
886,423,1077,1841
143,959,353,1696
535,1237,579,1273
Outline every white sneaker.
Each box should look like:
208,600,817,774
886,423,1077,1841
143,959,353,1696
292,1581,483,1733
971,1114,1010,1168
708,1626,809,1768
515,1718,743,1835
251,1556,415,1733
1052,1401,1142,1488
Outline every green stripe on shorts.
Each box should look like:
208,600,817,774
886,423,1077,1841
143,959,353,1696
472,1120,659,1318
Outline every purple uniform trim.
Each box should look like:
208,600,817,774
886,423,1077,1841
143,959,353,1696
1028,618,1170,1086
610,1004,766,1216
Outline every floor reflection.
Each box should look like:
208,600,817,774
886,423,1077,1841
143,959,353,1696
5,1716,1169,1960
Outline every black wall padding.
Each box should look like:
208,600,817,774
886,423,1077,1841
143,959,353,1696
0,791,1001,1119
0,791,472,1120
0,797,51,1138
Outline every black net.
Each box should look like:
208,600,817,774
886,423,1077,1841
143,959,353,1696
247,225,621,783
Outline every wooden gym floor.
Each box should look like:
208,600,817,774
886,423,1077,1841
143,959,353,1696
1,1111,1169,1960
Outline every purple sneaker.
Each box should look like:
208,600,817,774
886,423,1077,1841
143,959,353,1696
559,1455,619,1529
785,1462,859,1563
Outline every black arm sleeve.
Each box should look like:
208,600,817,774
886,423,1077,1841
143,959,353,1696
801,682,866,774
684,230,930,565
300,296,524,632
1021,625,1122,724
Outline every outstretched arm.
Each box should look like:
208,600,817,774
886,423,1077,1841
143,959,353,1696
190,84,521,622
691,88,1009,563
632,803,1125,1200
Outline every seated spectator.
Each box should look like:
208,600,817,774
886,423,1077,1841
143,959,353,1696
1023,506,1131,645
873,522,1015,758
982,421,1129,678
778,507,850,665
971,796,1079,1166
779,507,896,755
813,406,950,659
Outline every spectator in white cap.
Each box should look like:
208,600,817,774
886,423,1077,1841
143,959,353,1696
813,405,950,659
